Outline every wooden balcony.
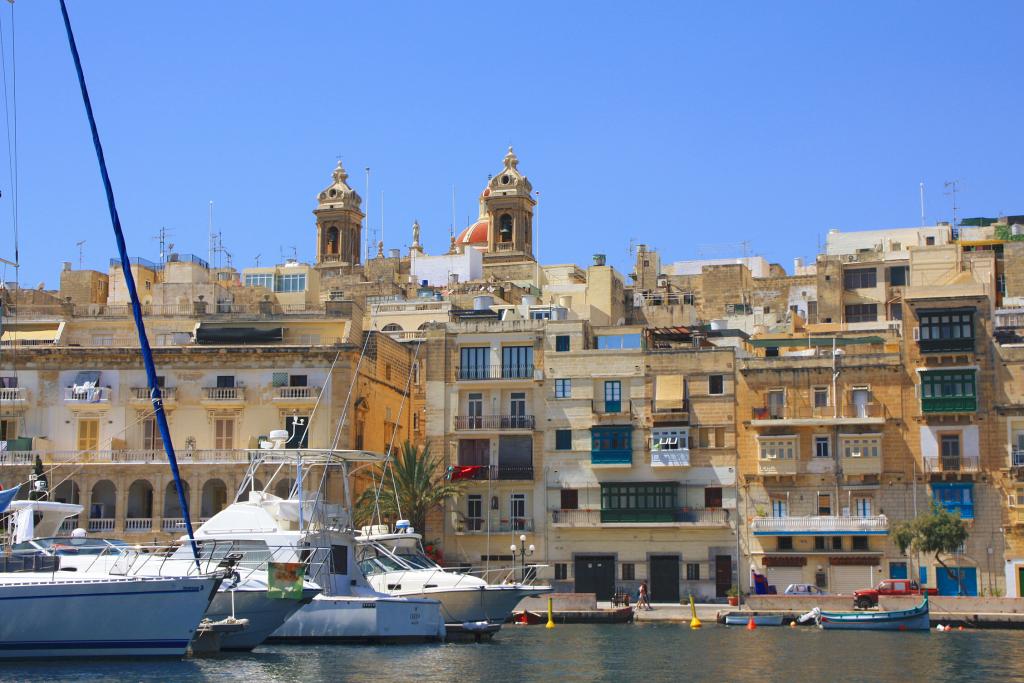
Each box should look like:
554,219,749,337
757,458,799,477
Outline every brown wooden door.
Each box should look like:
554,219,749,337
715,555,732,598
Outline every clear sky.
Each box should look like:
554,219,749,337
2,1,1022,288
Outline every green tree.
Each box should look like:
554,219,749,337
892,501,969,589
354,441,462,537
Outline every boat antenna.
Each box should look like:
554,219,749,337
58,0,201,567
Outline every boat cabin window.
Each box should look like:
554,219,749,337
393,548,438,570
330,545,348,575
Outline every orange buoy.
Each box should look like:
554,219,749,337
747,617,757,631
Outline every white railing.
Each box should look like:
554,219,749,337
63,386,111,403
203,387,242,400
28,449,254,465
130,386,177,401
59,516,80,534
161,517,185,533
125,518,152,533
372,301,448,314
87,518,115,533
272,386,321,400
0,451,35,466
0,387,27,402
384,330,427,342
651,448,690,467
750,515,889,534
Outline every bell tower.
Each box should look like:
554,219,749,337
482,147,535,260
314,159,364,266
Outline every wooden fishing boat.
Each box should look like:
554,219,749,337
817,595,930,631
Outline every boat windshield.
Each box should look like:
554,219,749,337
392,548,438,570
10,537,128,556
171,539,275,570
357,552,408,576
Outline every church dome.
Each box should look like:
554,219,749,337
456,218,489,245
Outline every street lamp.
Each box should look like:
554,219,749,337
510,534,535,584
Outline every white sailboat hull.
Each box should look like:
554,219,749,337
401,584,551,627
269,594,445,642
0,574,219,659
207,587,319,651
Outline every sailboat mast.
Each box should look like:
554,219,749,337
58,0,200,565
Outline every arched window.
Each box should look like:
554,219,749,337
91,480,117,520
325,226,339,255
201,479,228,518
127,479,154,520
499,214,513,242
163,480,190,519
381,323,403,332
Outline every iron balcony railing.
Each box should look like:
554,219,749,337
456,365,535,381
751,515,889,535
459,518,535,533
454,415,535,431
452,464,535,481
922,454,981,474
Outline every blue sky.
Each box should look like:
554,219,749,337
2,1,1022,288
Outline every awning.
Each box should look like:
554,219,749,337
654,374,684,408
749,336,885,349
763,555,807,567
195,325,283,345
73,371,101,385
0,323,63,345
829,555,881,566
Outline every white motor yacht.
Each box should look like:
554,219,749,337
191,440,445,642
357,523,550,637
6,500,320,652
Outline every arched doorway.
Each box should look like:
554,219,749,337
162,480,191,533
89,480,116,532
274,477,296,500
126,480,154,533
201,479,228,519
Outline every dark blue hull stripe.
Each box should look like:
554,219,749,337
0,586,203,601
0,640,189,650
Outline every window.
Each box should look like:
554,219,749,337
926,236,935,246
591,426,632,465
560,489,578,510
596,334,642,350
467,494,483,530
509,494,527,528
777,537,794,551
842,436,880,458
457,439,489,466
843,268,877,290
851,537,869,551
652,427,686,451
889,303,904,321
621,563,635,581
77,419,99,451
918,309,975,351
855,497,872,516
814,436,830,458
502,346,533,378
214,417,235,450
555,378,572,399
759,438,797,460
845,303,878,323
0,418,16,441
831,537,843,551
767,389,785,419
216,375,235,388
143,417,164,451
459,347,489,380
603,381,622,412
813,387,829,409
245,273,274,289
714,427,726,448
686,563,700,581
529,309,552,320
888,266,908,286
555,335,570,352
554,563,568,580
509,392,527,424
931,483,973,519
708,375,724,395
817,494,832,516
814,536,826,551
412,413,420,431
274,273,307,293
920,370,977,412
771,497,788,517
704,487,723,508
555,429,572,450
600,482,677,522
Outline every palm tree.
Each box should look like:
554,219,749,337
355,441,461,537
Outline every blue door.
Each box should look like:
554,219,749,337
936,566,977,596
889,562,908,579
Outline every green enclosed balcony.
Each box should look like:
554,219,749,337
916,309,975,354
920,370,977,413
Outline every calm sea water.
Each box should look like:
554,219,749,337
3,623,1024,682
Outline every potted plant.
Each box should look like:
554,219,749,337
727,585,741,607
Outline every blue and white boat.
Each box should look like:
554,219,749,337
815,595,930,631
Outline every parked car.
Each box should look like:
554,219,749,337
853,579,937,609
784,583,829,596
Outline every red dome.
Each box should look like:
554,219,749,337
456,219,489,245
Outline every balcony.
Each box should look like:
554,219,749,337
161,517,185,533
0,387,27,404
650,446,690,467
457,518,535,534
0,451,34,466
841,453,883,477
750,401,885,427
751,515,889,536
87,518,115,533
125,518,153,533
757,458,799,477
550,507,729,527
453,415,535,431
456,365,535,381
452,464,535,481
202,386,245,403
591,450,632,466
918,337,975,353
63,386,111,405
59,516,80,534
272,386,322,402
30,449,255,465
923,455,980,475
129,386,177,402
921,396,977,413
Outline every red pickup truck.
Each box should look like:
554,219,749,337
853,579,938,609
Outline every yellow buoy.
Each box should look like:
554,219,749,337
688,594,702,629
546,596,555,629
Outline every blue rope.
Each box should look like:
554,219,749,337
58,0,200,568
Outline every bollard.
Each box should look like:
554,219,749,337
546,596,555,629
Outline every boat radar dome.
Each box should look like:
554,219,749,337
396,520,412,533
268,429,290,449
71,528,87,538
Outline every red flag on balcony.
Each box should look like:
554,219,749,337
447,465,485,481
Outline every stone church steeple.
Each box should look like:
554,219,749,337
481,146,535,259
314,159,364,266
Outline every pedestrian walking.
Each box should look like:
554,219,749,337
638,580,652,610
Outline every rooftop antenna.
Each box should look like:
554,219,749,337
75,240,86,269
153,226,172,265
919,182,926,226
364,167,371,265
254,253,261,268
944,180,960,227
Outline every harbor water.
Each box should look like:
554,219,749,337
3,622,1024,682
